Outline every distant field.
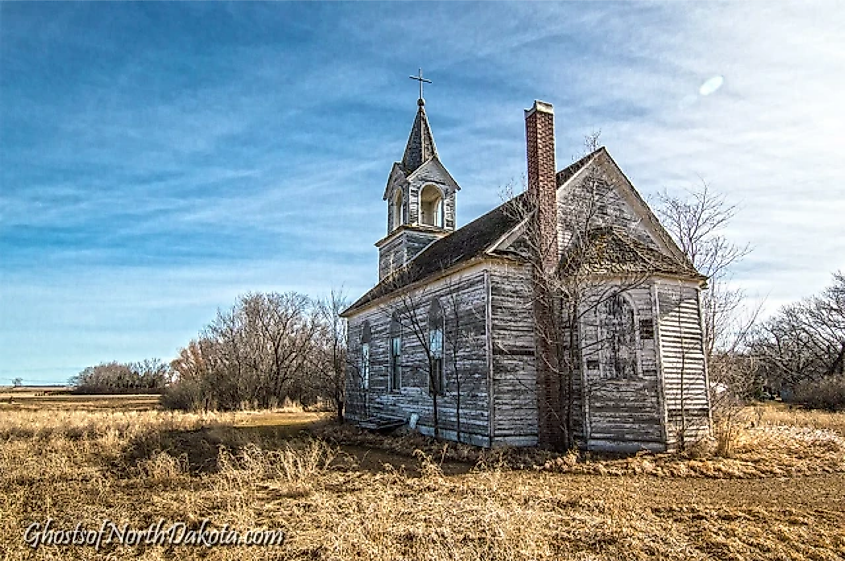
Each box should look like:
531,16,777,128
1,395,843,560
0,385,69,397
0,390,161,411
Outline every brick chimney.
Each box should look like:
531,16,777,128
525,100,564,450
525,100,559,270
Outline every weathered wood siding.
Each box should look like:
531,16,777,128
346,267,492,446
656,282,711,447
557,160,661,252
377,233,406,281
408,184,420,225
580,284,666,452
488,263,539,446
377,228,446,280
445,191,456,230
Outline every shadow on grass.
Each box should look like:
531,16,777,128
114,416,475,478
115,418,325,475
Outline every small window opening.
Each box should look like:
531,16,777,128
392,189,404,231
420,185,443,227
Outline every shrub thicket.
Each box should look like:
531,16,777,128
793,375,845,411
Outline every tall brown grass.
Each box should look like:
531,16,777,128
1,404,844,560
750,401,845,434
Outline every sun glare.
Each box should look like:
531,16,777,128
699,75,725,96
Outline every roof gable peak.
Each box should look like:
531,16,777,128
579,147,691,265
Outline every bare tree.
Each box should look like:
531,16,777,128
440,274,485,443
203,302,250,409
239,292,322,408
502,159,654,450
654,182,759,418
168,338,216,410
168,291,324,411
752,272,845,401
70,360,170,394
655,182,753,356
313,288,350,421
384,284,445,438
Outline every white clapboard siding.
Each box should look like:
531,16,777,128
657,283,711,447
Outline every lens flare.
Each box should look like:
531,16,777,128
699,75,724,96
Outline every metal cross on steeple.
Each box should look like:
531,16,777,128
409,68,432,102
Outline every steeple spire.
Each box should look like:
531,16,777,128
377,73,461,278
401,69,437,173
401,98,438,173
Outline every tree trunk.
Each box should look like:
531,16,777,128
455,379,462,443
432,393,440,439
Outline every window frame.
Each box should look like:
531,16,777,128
392,189,404,231
419,184,444,228
389,313,402,391
360,321,372,390
428,299,445,395
598,293,641,380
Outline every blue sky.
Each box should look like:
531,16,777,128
1,2,843,384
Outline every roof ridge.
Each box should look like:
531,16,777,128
556,146,604,186
343,193,527,315
398,192,527,270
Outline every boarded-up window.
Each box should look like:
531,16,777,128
428,299,445,395
601,294,638,379
389,313,401,391
639,319,654,340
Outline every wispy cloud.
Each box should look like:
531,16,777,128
1,2,843,383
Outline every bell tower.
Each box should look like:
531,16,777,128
376,71,461,280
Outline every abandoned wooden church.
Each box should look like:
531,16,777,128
341,95,712,452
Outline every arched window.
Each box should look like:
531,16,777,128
392,189,404,231
389,312,402,391
360,321,372,389
600,294,638,379
428,299,445,395
420,185,443,228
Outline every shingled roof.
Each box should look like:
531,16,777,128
343,154,600,316
558,226,704,279
556,149,598,186
343,194,526,315
401,101,438,174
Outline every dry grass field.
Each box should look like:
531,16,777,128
1,395,844,560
